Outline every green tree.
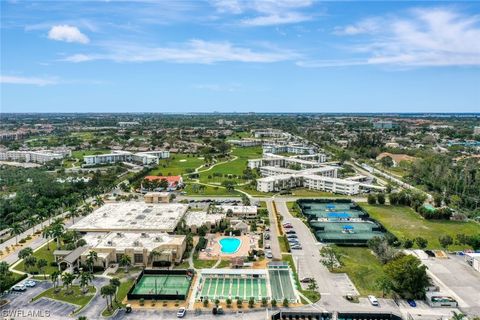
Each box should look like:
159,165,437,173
78,271,94,294
61,272,76,294
271,299,277,308
403,238,414,249
24,256,37,273
375,276,392,298
377,193,386,205
110,277,121,303
282,298,289,307
439,235,453,250
415,237,428,249
320,246,338,270
18,247,33,261
86,250,98,273
450,311,466,320
248,297,255,308
384,255,429,299
203,297,209,307
119,254,132,272
10,222,24,245
51,270,61,292
367,194,377,205
101,284,116,310
37,258,48,279
380,156,394,168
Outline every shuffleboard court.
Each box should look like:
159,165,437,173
200,277,268,301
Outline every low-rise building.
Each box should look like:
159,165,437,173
263,143,316,155
184,211,225,233
220,205,258,219
84,150,169,166
229,139,263,147
0,148,71,163
144,192,170,203
81,232,186,267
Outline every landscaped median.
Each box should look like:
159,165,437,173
32,285,95,313
101,278,135,317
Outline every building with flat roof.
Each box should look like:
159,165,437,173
219,205,258,219
81,232,186,267
248,153,325,170
0,148,71,164
228,139,263,147
70,202,188,233
263,143,316,155
84,150,169,166
184,211,225,233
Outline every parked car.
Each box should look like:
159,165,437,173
177,307,187,318
291,245,302,250
286,230,296,234
407,299,417,307
24,280,36,287
283,225,293,229
264,244,271,249
266,252,273,259
286,234,298,239
12,284,27,291
301,277,313,283
368,295,379,306
287,238,299,243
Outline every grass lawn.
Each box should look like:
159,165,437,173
173,261,190,269
217,259,230,268
148,154,205,176
289,188,351,198
199,147,262,184
14,241,58,275
332,246,386,297
71,149,111,160
102,278,135,316
362,204,480,250
183,183,241,196
193,258,217,269
300,290,321,303
33,285,95,312
236,187,277,197
281,254,300,289
278,236,290,253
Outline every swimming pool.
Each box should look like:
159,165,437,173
219,237,241,254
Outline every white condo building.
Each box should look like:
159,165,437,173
84,150,170,165
263,143,316,155
0,148,71,164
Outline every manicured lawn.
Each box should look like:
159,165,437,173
278,236,290,253
236,187,277,197
173,261,190,269
332,246,386,297
33,285,95,312
193,258,217,269
183,183,240,196
14,241,58,275
289,188,350,198
300,289,321,303
102,275,136,316
148,154,205,176
71,149,112,160
362,204,480,250
217,259,230,268
199,147,262,184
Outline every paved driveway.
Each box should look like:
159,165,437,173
76,277,110,319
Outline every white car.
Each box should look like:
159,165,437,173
12,284,27,291
368,295,379,306
24,280,36,287
177,307,186,318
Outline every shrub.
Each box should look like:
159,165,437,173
139,298,144,306
237,298,243,308
282,298,289,307
271,299,277,308
203,298,209,307
248,297,255,308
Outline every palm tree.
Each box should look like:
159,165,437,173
51,270,61,292
451,312,466,320
37,259,48,279
42,226,53,250
10,222,24,245
86,251,98,273
94,196,104,207
61,272,76,294
119,255,132,272
101,284,116,310
110,277,121,303
24,256,37,273
67,208,80,224
50,221,65,248
26,215,39,235
78,271,94,294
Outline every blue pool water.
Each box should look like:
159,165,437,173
219,238,241,254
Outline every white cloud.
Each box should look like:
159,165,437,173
48,25,90,44
63,39,298,64
305,8,480,67
211,0,313,26
0,75,58,86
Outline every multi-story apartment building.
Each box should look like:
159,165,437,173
0,148,71,163
84,150,170,165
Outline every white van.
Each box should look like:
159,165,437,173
368,295,379,306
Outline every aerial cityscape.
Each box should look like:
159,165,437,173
1,1,479,320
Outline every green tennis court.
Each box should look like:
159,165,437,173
131,274,190,296
268,269,296,302
200,277,268,301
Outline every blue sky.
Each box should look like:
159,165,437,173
1,0,479,113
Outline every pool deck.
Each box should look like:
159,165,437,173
198,234,256,260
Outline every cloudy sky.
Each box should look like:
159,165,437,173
1,0,479,113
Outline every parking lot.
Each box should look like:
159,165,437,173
423,254,480,315
1,280,76,320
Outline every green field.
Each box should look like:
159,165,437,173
332,246,386,297
33,285,95,312
199,147,262,184
183,183,240,196
148,154,205,176
14,241,58,275
362,204,480,249
193,258,217,269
